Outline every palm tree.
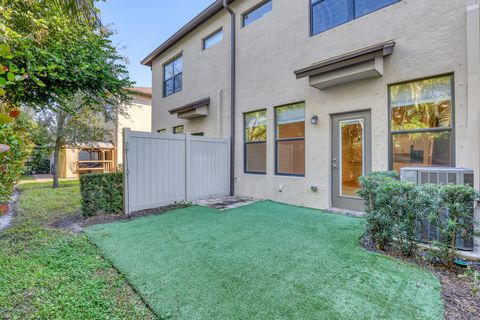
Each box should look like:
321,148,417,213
53,0,101,26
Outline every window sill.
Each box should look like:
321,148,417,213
243,172,267,177
274,174,305,180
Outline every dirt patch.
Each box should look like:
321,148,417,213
81,204,187,227
361,237,480,320
51,204,188,232
51,214,84,233
438,270,480,320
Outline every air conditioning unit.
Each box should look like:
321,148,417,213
400,167,475,251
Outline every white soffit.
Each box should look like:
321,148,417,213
177,106,209,119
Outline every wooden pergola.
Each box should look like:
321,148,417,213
76,145,116,175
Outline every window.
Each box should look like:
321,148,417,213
244,110,267,174
311,0,399,35
275,103,305,176
389,75,454,172
355,0,400,17
173,125,184,134
157,129,166,133
192,132,204,136
243,0,272,27
163,55,183,97
203,29,223,50
79,149,101,161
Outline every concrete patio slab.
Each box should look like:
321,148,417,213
194,196,257,211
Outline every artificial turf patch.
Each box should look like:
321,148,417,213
86,201,443,320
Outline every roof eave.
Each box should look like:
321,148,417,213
169,97,211,115
142,0,235,66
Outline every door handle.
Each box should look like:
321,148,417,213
332,158,337,169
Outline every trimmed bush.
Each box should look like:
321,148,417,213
0,116,34,203
80,173,123,217
359,171,478,265
358,171,400,250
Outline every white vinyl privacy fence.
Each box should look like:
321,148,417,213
123,129,230,214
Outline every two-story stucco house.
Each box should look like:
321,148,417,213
142,0,480,211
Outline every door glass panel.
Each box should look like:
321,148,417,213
340,119,364,197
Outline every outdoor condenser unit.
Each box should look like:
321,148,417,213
400,167,475,251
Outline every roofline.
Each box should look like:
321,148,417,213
141,0,235,66
125,87,152,97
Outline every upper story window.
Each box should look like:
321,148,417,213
203,29,224,50
163,55,183,97
242,0,272,27
157,129,166,133
311,0,400,35
389,75,454,172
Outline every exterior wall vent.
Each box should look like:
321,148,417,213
400,167,475,251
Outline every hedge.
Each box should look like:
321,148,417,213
80,172,123,217
359,171,478,267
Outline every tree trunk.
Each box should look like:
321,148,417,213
52,111,67,189
52,137,62,188
449,230,456,270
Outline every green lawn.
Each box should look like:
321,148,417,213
0,180,154,320
86,201,444,320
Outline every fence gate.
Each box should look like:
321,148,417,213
123,129,230,214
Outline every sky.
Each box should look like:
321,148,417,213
97,0,214,88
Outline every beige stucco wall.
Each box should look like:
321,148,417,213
116,95,152,165
150,0,480,209
151,10,232,137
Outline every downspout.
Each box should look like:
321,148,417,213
223,0,236,196
114,108,119,171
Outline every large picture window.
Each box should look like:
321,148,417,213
389,75,454,172
311,0,400,35
244,110,267,174
163,55,183,97
275,103,305,176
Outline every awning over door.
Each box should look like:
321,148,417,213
169,97,210,119
294,41,395,90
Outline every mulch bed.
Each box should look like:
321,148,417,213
51,204,188,231
361,237,480,320
81,204,188,227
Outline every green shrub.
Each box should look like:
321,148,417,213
461,266,480,296
359,171,478,265
0,115,34,203
375,180,420,255
25,147,51,174
358,171,399,250
437,184,478,268
80,173,123,217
